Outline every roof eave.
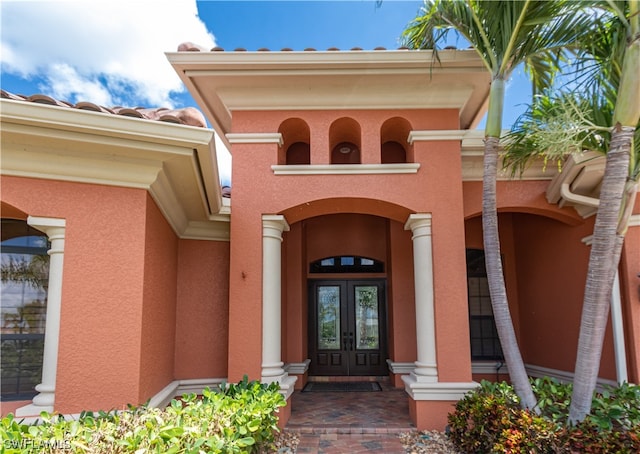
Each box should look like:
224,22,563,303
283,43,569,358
167,49,491,150
0,99,229,241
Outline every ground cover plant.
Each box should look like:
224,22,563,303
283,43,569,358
0,376,286,453
448,378,640,453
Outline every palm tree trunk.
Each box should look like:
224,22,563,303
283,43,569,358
569,126,633,423
483,136,538,411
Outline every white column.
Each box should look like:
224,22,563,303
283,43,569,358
261,215,296,398
404,213,438,383
611,271,628,384
16,217,66,416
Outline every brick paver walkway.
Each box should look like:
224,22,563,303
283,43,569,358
285,378,413,453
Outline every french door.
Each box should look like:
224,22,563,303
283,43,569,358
308,280,387,376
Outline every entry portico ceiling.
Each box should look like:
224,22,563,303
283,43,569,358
166,48,491,150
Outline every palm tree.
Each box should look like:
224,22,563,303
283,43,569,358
503,0,639,423
402,0,596,410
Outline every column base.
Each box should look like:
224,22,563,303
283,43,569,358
285,360,310,390
262,373,297,401
402,375,478,400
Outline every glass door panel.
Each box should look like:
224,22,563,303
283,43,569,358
355,285,379,350
317,286,341,350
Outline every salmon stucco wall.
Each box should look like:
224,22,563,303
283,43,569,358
227,107,472,384
417,139,472,382
137,195,179,402
304,214,387,264
175,239,230,379
511,213,617,379
388,220,417,364
1,176,150,413
463,180,620,381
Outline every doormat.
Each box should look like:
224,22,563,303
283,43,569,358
302,381,382,393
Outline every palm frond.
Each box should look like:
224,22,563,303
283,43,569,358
502,91,612,176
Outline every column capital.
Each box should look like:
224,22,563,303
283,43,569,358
262,214,290,235
404,213,432,234
27,216,66,236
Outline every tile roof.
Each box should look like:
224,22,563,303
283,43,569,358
176,42,413,52
1,90,207,128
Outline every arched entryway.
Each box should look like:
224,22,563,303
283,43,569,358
281,208,414,381
289,212,394,378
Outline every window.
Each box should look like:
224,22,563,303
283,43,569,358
1,219,49,401
466,249,503,360
310,256,384,273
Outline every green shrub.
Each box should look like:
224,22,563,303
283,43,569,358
530,376,572,423
559,420,640,454
447,380,521,453
0,376,285,453
492,410,560,454
447,379,640,453
587,382,640,431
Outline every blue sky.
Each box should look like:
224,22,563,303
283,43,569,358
1,0,531,184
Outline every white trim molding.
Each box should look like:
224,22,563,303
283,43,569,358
271,163,420,175
472,361,508,375
408,129,473,143
16,378,227,425
525,364,617,389
226,132,283,145
148,378,227,408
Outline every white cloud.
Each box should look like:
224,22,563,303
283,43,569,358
1,0,216,107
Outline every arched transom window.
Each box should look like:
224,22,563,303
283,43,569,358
310,256,384,274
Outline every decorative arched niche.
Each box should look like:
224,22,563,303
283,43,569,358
278,118,310,165
381,117,412,163
329,117,361,164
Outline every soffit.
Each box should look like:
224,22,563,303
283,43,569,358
167,49,491,149
0,99,229,241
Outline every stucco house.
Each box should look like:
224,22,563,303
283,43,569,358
1,44,639,430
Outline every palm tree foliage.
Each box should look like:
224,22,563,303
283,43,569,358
504,91,640,182
503,0,639,423
402,0,597,411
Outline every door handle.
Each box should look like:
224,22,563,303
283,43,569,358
349,332,354,351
